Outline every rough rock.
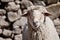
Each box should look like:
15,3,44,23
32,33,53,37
0,29,3,34
1,0,14,2
0,16,6,20
43,0,58,5
56,26,60,29
32,1,46,6
8,12,21,22
13,28,21,34
0,19,9,26
3,29,12,37
17,9,22,17
21,0,33,8
14,34,22,40
56,28,60,35
5,38,12,40
5,2,20,11
0,9,6,15
0,37,5,40
15,0,21,4
54,18,60,26
13,17,27,27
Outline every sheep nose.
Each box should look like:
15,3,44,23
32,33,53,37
33,21,38,27
35,21,38,24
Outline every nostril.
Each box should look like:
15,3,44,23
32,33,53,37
33,21,38,27
35,21,38,24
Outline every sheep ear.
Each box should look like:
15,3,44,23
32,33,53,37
44,13,52,16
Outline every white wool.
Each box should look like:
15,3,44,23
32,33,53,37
27,6,60,40
40,17,60,40
32,7,59,40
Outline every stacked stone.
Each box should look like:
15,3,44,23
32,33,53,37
0,0,25,40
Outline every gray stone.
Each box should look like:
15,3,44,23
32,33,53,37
0,9,6,15
5,38,12,40
0,16,9,27
0,26,1,29
5,2,20,11
11,34,14,38
13,17,27,27
33,1,46,6
13,26,20,29
15,0,21,4
3,29,12,37
56,28,60,35
0,19,9,26
13,28,21,34
0,29,2,34
1,0,14,2
0,16,6,20
13,17,27,33
21,0,33,8
0,37,5,40
14,34,22,40
43,0,58,4
8,12,21,22
56,26,60,29
17,9,22,17
54,18,60,26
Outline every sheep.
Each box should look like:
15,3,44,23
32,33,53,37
22,5,60,40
